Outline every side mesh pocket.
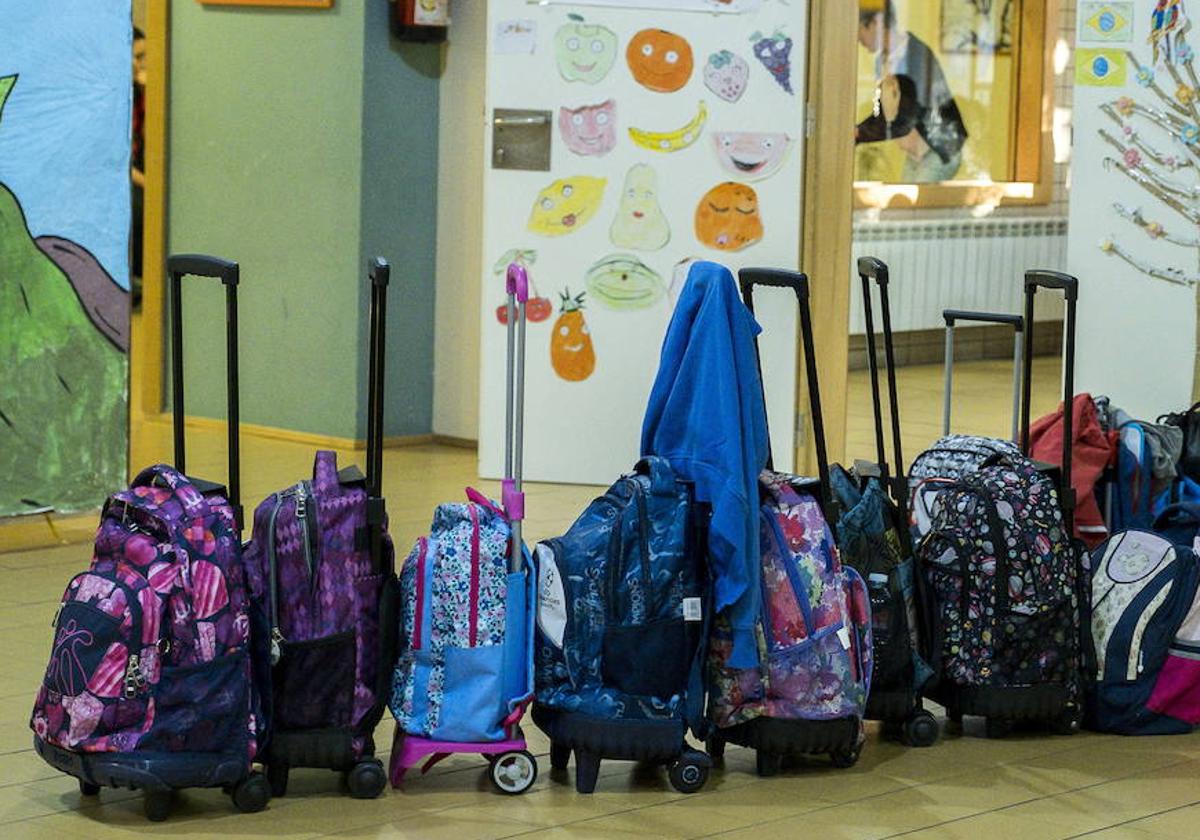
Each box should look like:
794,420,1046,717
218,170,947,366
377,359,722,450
274,631,356,730
602,618,689,700
143,651,250,754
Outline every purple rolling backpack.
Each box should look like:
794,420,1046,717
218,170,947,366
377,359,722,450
242,258,398,799
30,255,270,821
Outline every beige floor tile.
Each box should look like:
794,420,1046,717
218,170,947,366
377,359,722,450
1120,803,1200,839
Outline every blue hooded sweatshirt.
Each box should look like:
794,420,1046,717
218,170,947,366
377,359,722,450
641,261,769,669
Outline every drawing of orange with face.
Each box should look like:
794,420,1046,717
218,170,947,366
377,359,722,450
694,182,763,251
626,29,694,93
550,289,595,382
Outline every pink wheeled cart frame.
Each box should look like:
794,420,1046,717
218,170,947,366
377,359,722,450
388,263,538,795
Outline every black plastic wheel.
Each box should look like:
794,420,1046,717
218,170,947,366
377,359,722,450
755,750,781,777
143,790,172,822
346,760,387,800
902,711,940,748
232,772,270,813
549,741,571,771
830,745,861,769
490,750,537,795
668,757,709,794
79,780,101,797
985,717,1013,740
267,763,289,798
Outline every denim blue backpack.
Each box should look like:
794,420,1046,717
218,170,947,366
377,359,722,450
1085,527,1200,734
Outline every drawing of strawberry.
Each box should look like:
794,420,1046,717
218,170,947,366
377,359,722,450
750,30,793,95
703,50,750,103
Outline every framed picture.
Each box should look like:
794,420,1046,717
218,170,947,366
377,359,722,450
940,0,1016,53
198,1,335,8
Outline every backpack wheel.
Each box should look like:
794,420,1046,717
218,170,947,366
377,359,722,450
79,780,101,797
1050,707,1080,736
668,750,711,794
830,745,861,769
550,741,571,771
984,717,1013,739
902,710,940,748
143,790,173,822
489,750,537,795
267,763,289,798
346,759,387,799
755,750,781,777
232,772,270,813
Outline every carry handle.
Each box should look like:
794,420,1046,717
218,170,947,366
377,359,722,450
1021,269,1079,536
739,268,834,530
504,262,530,573
857,257,906,515
942,309,1025,442
366,258,390,575
166,253,242,529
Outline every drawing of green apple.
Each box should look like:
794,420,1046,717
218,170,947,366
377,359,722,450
555,14,618,84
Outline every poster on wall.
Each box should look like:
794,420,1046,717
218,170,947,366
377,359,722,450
0,2,132,517
481,0,806,484
531,1,764,14
1067,1,1198,414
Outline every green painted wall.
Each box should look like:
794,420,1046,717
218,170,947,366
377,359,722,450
169,1,440,440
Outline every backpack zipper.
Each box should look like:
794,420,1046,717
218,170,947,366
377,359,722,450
265,491,288,663
295,481,319,591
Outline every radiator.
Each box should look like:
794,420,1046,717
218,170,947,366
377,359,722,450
849,217,1068,333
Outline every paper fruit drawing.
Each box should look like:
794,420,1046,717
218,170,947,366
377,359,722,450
626,28,694,93
1,73,129,516
586,254,666,311
559,99,617,157
750,30,793,94
694,182,763,251
628,101,707,152
703,50,750,102
550,289,596,381
555,15,618,84
527,176,607,236
711,131,792,181
610,164,670,251
492,249,552,324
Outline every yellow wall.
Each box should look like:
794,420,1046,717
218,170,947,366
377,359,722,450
855,1,1015,182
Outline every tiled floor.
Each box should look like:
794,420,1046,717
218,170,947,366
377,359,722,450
4,359,1198,838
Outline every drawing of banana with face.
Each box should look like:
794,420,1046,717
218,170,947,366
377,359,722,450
628,101,707,153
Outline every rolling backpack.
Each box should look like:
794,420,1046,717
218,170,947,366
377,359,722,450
30,255,268,822
908,435,1020,537
706,268,872,776
1085,524,1200,735
242,259,397,800
532,457,711,795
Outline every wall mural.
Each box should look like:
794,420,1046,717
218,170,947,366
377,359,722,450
0,3,132,517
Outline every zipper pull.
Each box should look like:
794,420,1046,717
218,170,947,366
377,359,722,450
123,653,143,699
270,628,286,665
50,602,64,628
294,483,307,519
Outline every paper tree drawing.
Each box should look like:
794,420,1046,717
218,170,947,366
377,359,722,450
1097,14,1200,288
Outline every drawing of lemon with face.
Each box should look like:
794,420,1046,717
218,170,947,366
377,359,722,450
556,15,619,84
610,164,670,251
527,176,607,236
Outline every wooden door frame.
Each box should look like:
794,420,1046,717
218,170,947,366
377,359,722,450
796,1,856,471
129,1,168,432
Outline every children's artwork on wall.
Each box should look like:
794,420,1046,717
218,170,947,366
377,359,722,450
492,249,553,323
559,99,618,156
1076,48,1129,86
550,289,596,381
534,0,763,12
527,175,607,235
750,30,793,94
703,50,750,102
0,1,131,517
496,19,538,55
1079,3,1134,43
628,101,707,151
586,253,666,310
1149,0,1186,64
610,163,671,250
694,182,763,251
940,0,1016,53
626,29,695,92
555,15,619,83
711,131,792,180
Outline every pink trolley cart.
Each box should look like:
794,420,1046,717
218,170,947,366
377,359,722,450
388,263,538,795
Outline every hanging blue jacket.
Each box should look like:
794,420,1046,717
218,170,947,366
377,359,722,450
641,261,769,669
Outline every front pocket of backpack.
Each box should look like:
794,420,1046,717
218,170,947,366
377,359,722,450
601,617,689,700
143,651,249,753
767,626,864,719
274,630,356,730
438,644,505,741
